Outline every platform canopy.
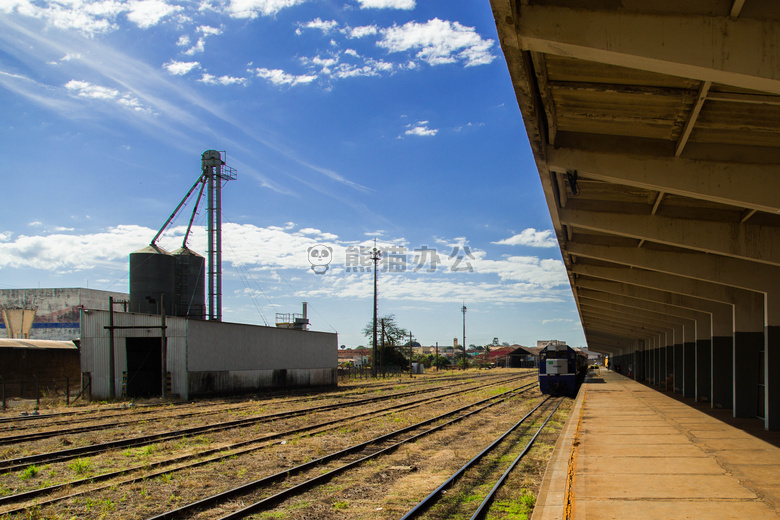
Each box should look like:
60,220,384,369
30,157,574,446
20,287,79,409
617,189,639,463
489,0,780,355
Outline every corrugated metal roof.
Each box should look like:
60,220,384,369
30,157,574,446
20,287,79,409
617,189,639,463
0,339,77,350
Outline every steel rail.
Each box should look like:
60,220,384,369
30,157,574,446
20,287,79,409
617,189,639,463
399,397,559,520
0,372,526,443
0,378,535,513
0,374,529,472
0,371,521,429
144,383,539,520
469,397,565,520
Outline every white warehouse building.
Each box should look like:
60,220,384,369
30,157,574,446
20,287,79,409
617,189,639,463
80,309,338,399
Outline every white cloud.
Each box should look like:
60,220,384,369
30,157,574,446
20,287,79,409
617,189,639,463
477,256,567,288
3,0,180,34
346,25,378,38
198,73,247,86
126,0,182,29
226,0,308,19
164,60,200,75
65,79,119,100
183,38,206,55
198,24,222,36
252,67,317,86
356,0,415,9
378,18,495,67
48,52,82,65
301,18,338,33
492,228,558,248
404,121,437,137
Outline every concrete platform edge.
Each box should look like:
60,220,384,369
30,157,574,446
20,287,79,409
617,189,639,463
531,384,586,520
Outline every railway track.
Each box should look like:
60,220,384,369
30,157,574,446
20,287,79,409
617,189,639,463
0,372,529,457
0,375,536,516
144,383,540,519
0,371,518,439
400,396,565,520
0,370,567,520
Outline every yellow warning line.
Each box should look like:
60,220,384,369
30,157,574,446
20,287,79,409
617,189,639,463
564,387,586,520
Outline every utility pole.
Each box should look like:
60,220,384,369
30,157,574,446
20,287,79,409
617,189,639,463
380,318,386,378
409,331,413,378
371,241,381,378
461,303,467,371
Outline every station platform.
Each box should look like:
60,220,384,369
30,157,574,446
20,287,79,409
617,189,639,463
533,369,780,520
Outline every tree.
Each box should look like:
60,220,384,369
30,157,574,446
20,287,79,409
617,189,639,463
427,354,451,368
361,314,408,347
362,314,410,369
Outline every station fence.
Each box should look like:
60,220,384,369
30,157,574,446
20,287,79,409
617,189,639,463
0,374,91,409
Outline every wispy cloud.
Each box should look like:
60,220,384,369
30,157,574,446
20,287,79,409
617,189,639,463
198,73,247,86
356,0,415,9
64,79,155,113
224,0,310,19
493,228,558,248
0,224,569,303
252,67,317,86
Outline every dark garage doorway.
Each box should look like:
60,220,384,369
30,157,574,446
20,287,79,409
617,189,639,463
126,337,162,398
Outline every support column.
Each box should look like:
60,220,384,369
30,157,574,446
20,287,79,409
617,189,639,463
712,305,734,410
674,342,684,393
764,292,780,430
684,341,695,399
733,292,764,419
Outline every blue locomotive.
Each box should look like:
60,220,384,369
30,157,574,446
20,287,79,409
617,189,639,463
538,343,588,396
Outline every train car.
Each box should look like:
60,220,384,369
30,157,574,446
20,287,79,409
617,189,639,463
538,343,588,396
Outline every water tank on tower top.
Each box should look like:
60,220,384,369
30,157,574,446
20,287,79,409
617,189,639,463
129,244,176,315
172,246,206,319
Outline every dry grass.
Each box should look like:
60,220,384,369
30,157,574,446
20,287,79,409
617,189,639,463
0,370,572,520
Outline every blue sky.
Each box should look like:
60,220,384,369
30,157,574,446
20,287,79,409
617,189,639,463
0,0,585,349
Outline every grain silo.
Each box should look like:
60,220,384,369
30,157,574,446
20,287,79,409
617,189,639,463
173,246,206,319
129,244,176,315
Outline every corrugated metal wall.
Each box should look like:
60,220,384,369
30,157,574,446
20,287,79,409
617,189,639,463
80,309,187,398
81,310,337,399
186,319,337,371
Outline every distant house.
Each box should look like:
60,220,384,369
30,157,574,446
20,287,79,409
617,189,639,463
485,346,516,367
338,348,371,367
411,345,436,356
508,345,541,368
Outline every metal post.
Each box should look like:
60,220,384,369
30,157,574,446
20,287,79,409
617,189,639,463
161,294,167,399
109,296,116,399
381,319,386,378
409,331,413,378
461,303,467,371
371,242,381,378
